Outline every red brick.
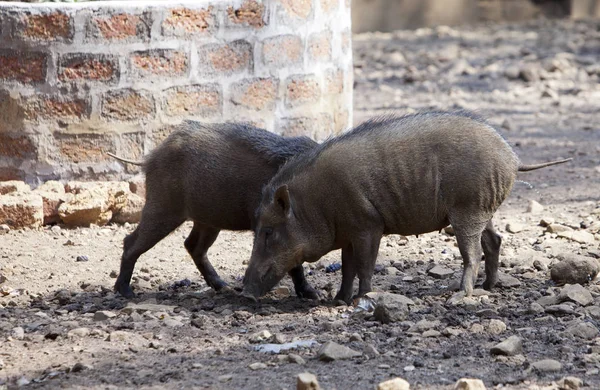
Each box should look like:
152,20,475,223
15,12,73,41
0,134,37,159
163,84,222,117
23,96,90,122
280,114,332,140
325,69,344,94
198,41,252,75
285,75,321,107
231,78,278,111
277,0,313,20
58,54,118,83
0,50,47,84
88,12,151,41
102,89,155,121
162,7,216,36
131,50,188,77
262,35,303,68
320,0,339,14
54,133,115,163
227,0,266,28
308,31,332,62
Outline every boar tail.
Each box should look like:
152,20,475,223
518,158,572,172
107,152,144,166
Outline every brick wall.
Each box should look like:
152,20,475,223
0,0,353,184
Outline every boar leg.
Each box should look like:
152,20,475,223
185,223,227,291
115,209,186,298
288,265,320,299
334,245,356,303
356,234,382,298
481,220,501,290
454,222,486,296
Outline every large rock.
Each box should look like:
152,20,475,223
558,284,593,306
370,292,413,323
0,181,31,195
112,193,144,224
565,322,599,340
490,336,522,356
550,254,599,285
59,182,129,227
0,192,44,228
317,341,361,361
377,377,410,390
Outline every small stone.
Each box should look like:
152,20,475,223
94,311,116,321
527,200,544,214
487,319,506,335
490,335,522,356
559,284,593,306
163,319,183,327
17,377,30,387
547,223,573,233
11,326,25,340
550,254,599,285
364,344,380,357
377,377,410,390
565,322,599,340
505,223,524,234
108,331,133,342
558,376,583,389
218,374,233,382
0,224,10,234
496,273,522,288
297,372,320,390
76,255,89,262
349,333,362,342
274,286,291,298
317,341,361,361
454,378,486,390
248,362,267,370
539,217,555,227
408,319,440,333
288,353,306,365
501,118,513,131
250,330,272,343
529,302,545,314
532,359,562,372
68,328,91,338
567,230,596,244
519,66,539,82
428,265,454,279
470,324,485,334
423,330,441,337
109,270,118,278
371,292,412,323
71,362,91,373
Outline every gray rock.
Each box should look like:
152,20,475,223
17,377,30,387
505,223,524,234
529,302,545,314
297,372,321,390
536,295,560,307
71,362,92,373
218,374,233,382
288,353,306,365
557,376,583,389
317,341,361,361
11,327,24,340
496,272,522,288
527,200,544,214
539,217,555,227
372,292,412,323
248,362,267,370
490,335,522,356
546,303,577,315
487,319,507,335
565,322,599,340
364,344,380,357
519,66,539,82
532,359,562,372
93,311,116,321
163,319,183,328
428,265,454,279
586,305,600,320
67,328,90,338
408,319,440,333
551,254,599,285
558,284,593,306
250,330,272,343
547,224,573,233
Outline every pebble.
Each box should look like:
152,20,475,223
558,284,593,306
364,344,380,357
558,376,583,389
250,330,272,343
17,377,30,387
248,362,267,370
0,224,10,234
550,254,599,285
557,230,595,244
349,333,362,342
531,359,562,372
527,200,544,214
539,217,555,227
67,327,91,338
71,362,91,372
496,273,522,288
487,319,507,335
163,319,183,327
288,353,306,365
297,372,320,390
547,223,573,233
76,255,89,262
565,322,599,340
501,118,514,131
505,223,524,234
273,286,291,298
490,335,522,356
218,374,233,382
377,377,410,390
454,378,486,390
317,341,361,361
11,326,25,340
108,331,133,342
93,311,116,321
428,265,454,279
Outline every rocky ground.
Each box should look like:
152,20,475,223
1,18,600,390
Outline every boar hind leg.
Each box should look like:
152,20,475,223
453,222,487,296
334,245,357,304
481,220,501,291
288,265,320,300
185,223,227,291
355,234,382,298
115,208,186,298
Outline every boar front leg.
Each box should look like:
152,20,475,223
334,245,356,304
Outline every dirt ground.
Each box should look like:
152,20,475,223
1,18,600,389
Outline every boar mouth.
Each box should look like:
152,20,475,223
242,264,284,299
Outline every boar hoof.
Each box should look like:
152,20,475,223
482,279,497,291
114,281,135,299
240,291,258,302
296,285,322,300
216,284,234,294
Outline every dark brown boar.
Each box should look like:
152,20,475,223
242,112,571,303
112,120,319,299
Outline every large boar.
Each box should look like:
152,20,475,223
242,112,571,303
112,120,320,299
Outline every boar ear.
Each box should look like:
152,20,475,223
274,185,291,216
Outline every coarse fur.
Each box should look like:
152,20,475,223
113,120,320,299
243,111,572,302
